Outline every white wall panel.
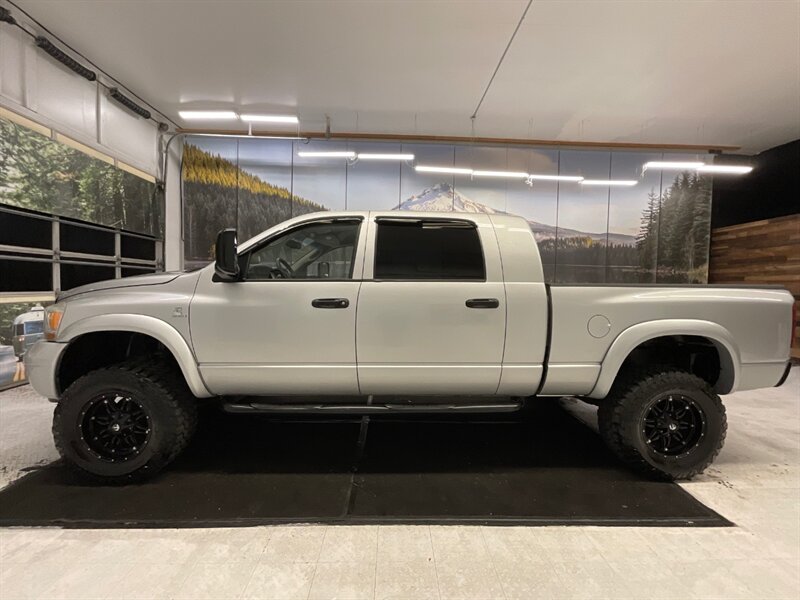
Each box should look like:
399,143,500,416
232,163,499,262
0,26,25,104
0,20,160,177
99,93,159,174
32,54,97,140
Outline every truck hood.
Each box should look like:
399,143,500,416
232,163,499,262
57,272,182,300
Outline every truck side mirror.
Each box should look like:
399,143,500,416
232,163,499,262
214,228,240,281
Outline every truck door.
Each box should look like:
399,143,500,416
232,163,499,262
356,216,506,395
190,217,365,395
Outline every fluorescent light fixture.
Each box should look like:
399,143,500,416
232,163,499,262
697,164,753,174
581,179,638,186
472,170,529,179
297,151,356,158
415,165,473,175
357,153,415,160
643,161,705,170
240,114,299,124
527,174,584,182
178,110,238,120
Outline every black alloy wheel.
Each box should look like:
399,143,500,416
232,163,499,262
54,358,197,483
642,394,706,457
80,393,151,462
597,369,726,480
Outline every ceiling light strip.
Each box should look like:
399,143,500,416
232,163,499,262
527,174,584,182
240,114,299,124
357,153,415,160
643,161,705,170
297,151,356,158
178,111,238,120
697,165,753,174
581,180,638,186
415,165,474,175
472,170,529,179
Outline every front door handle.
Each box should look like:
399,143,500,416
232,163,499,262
465,298,500,309
312,298,350,309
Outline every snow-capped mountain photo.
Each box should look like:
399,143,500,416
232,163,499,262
397,182,635,246
398,182,500,214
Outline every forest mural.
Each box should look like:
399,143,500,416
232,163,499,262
0,116,161,237
182,137,712,283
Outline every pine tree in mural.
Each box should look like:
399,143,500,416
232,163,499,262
635,171,711,283
636,190,660,275
181,144,326,265
0,117,160,236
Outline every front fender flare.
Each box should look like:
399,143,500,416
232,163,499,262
59,314,213,398
587,319,741,399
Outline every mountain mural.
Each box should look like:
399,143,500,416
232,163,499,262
397,182,636,246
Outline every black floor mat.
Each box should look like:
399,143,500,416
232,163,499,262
0,402,731,527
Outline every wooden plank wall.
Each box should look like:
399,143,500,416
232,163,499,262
709,213,800,359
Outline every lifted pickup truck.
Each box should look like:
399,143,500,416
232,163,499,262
26,211,795,483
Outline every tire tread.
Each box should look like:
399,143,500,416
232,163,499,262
53,357,197,484
598,368,727,480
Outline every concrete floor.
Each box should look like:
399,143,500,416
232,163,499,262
0,369,798,599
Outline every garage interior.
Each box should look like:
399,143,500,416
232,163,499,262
0,1,798,599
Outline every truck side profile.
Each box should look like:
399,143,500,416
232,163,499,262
25,211,795,483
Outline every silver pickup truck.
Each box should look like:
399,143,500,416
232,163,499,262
26,211,795,483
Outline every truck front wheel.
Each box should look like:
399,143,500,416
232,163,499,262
598,370,727,480
53,359,198,483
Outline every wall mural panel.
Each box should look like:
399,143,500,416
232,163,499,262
0,116,161,237
182,136,712,283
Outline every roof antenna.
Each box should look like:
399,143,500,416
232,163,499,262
325,114,331,140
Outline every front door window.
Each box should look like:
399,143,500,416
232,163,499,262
245,220,360,280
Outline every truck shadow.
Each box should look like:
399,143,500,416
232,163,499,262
0,400,732,527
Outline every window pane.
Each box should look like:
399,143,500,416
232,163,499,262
246,221,359,280
375,220,484,280
25,321,44,334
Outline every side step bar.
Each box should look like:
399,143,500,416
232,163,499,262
223,401,523,414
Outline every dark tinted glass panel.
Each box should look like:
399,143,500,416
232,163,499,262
0,259,52,291
60,264,115,290
60,223,114,255
374,220,484,280
121,235,156,261
25,321,43,334
122,267,156,278
0,211,51,249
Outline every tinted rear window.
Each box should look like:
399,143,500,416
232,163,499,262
374,220,485,280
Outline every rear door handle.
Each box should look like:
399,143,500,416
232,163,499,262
465,298,500,309
312,298,350,309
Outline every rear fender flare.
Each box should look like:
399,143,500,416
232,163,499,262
588,319,740,399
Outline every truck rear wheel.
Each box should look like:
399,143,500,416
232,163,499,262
53,358,197,484
598,369,726,480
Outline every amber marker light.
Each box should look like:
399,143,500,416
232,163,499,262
44,306,65,340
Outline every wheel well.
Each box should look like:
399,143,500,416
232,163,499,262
57,331,179,395
617,335,732,393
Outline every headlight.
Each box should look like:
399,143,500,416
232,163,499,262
44,305,65,340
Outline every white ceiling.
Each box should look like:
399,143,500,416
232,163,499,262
12,0,800,153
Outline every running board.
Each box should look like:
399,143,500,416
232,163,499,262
223,401,523,414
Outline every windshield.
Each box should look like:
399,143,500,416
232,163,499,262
25,321,44,334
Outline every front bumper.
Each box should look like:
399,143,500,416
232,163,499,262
24,341,67,400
